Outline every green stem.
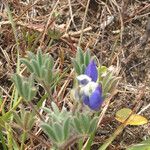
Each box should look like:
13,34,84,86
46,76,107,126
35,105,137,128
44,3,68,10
78,139,83,150
3,97,22,120
0,129,7,150
42,81,53,102
20,131,26,150
82,131,96,150
28,101,44,121
6,125,13,150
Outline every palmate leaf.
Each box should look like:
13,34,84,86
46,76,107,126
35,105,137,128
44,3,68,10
43,103,71,124
103,77,119,98
13,109,35,131
20,50,61,101
41,105,72,147
12,74,37,102
73,113,98,135
72,48,91,75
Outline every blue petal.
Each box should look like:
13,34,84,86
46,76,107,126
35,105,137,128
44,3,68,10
89,85,103,110
82,95,90,107
85,60,98,82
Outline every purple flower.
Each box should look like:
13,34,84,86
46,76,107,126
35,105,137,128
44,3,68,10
81,81,103,110
85,60,98,82
76,60,103,110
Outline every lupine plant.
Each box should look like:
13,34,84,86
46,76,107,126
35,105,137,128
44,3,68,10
0,48,120,150
40,48,119,150
1,48,147,150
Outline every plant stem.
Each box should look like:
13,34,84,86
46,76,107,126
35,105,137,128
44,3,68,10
42,81,53,102
6,125,13,150
3,97,22,120
28,101,44,121
0,129,7,150
20,131,26,150
78,139,83,150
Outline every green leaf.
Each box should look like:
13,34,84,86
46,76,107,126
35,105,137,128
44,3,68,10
73,117,82,133
51,102,60,115
80,114,90,134
53,123,63,142
43,57,50,68
81,64,86,74
102,72,113,92
41,123,57,142
77,47,84,65
22,81,30,101
0,129,7,150
84,49,90,66
27,51,35,60
47,69,53,84
37,50,43,67
29,87,37,101
72,59,81,75
12,74,23,96
99,66,108,75
31,59,41,77
48,55,54,70
40,66,47,80
21,58,34,73
43,107,52,114
63,118,70,140
12,111,23,127
103,77,118,96
88,117,98,134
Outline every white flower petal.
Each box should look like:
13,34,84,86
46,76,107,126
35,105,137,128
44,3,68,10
77,74,92,85
80,81,98,97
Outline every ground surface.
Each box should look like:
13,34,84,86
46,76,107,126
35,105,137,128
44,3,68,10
0,0,150,150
